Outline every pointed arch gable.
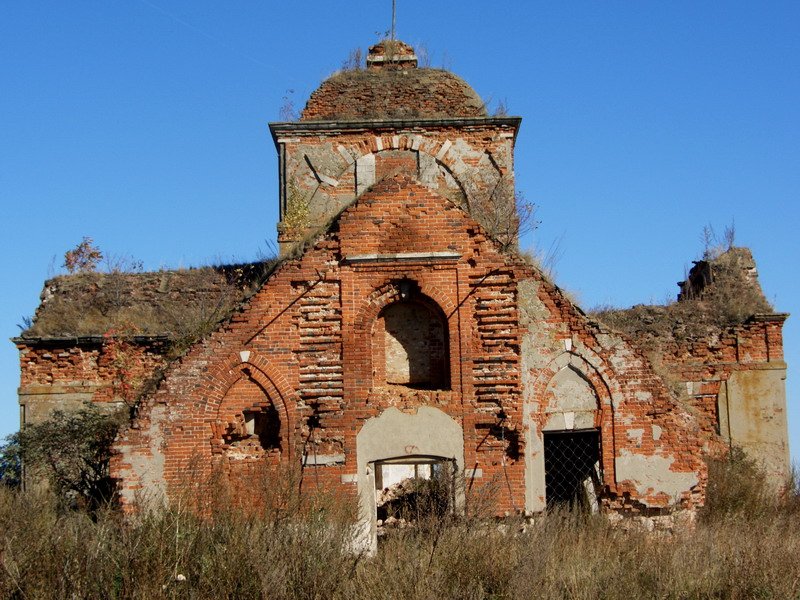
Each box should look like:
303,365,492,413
201,352,299,459
524,349,620,510
530,350,620,411
546,365,602,416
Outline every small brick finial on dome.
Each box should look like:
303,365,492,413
366,40,418,70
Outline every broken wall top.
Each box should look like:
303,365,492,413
591,247,783,344
18,262,276,340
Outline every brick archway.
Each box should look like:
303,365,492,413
524,349,621,511
202,352,299,459
354,278,461,393
355,406,465,554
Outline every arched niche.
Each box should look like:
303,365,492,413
543,365,600,431
372,294,450,390
214,374,284,463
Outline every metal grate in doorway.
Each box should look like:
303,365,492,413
544,429,601,510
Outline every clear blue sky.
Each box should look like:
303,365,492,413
1,1,798,460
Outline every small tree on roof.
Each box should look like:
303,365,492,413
63,236,103,273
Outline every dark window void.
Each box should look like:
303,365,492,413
380,301,449,389
246,406,281,451
223,404,281,452
544,430,601,510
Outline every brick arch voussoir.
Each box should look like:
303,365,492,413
356,282,402,333
345,138,473,201
533,350,620,409
355,278,456,334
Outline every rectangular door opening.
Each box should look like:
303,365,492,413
544,429,601,511
374,456,455,535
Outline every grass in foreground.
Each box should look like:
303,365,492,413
1,457,799,599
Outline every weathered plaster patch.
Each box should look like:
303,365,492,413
608,348,635,370
356,406,465,554
547,366,598,413
121,403,167,508
616,451,698,502
626,428,645,445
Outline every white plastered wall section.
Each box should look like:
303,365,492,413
718,366,790,486
518,279,704,513
355,406,465,554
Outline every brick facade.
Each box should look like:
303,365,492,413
16,40,789,544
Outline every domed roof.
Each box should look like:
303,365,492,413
300,41,487,122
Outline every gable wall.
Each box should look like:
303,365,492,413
107,176,711,519
111,177,531,512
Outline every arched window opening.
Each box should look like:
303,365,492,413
378,298,449,390
218,373,284,458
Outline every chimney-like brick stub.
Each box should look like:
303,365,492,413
366,40,417,70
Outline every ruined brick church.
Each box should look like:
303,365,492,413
16,41,789,546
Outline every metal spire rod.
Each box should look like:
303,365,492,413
391,0,396,41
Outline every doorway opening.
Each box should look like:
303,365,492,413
544,429,601,511
374,456,455,535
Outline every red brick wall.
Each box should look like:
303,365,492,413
109,174,711,516
17,339,167,416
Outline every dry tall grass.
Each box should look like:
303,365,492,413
1,457,799,599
